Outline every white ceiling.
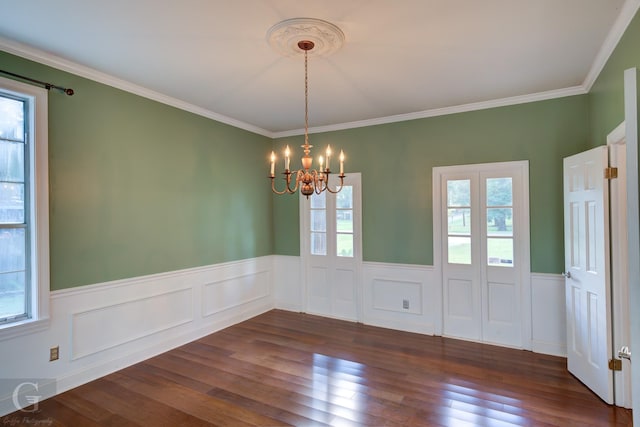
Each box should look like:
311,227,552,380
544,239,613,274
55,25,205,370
0,0,637,137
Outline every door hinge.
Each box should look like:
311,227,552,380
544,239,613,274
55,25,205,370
609,358,622,371
604,167,618,179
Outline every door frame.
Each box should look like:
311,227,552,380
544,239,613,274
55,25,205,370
432,160,531,348
607,121,632,408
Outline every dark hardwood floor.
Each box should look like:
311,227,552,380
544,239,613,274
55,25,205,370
2,310,632,426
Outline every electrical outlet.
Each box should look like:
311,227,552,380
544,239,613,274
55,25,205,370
49,346,59,362
402,299,409,309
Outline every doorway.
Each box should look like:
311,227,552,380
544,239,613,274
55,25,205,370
433,161,530,348
300,173,362,321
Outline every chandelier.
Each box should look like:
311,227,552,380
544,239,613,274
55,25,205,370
267,19,346,198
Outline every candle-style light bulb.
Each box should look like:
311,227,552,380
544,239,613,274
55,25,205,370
270,151,276,176
319,155,324,171
326,145,332,170
339,150,345,175
284,145,290,171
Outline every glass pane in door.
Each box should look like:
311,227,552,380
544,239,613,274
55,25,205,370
486,177,513,267
336,186,353,257
448,236,471,264
310,191,326,255
486,178,512,206
487,238,514,266
447,180,471,264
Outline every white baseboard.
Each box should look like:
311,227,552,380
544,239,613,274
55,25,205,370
531,339,567,357
0,256,274,417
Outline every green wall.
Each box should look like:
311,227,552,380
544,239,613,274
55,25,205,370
273,96,590,273
589,10,640,145
1,51,273,290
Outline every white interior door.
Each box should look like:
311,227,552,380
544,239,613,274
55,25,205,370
301,174,362,321
563,146,613,404
437,161,529,348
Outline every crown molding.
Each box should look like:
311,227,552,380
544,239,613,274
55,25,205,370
583,0,640,91
272,85,587,138
0,36,274,138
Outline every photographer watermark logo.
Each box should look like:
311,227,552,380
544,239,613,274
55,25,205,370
0,379,55,426
11,382,42,413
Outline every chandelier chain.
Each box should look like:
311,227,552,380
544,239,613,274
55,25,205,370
304,49,309,150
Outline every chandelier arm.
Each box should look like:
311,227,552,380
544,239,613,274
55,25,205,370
286,170,304,193
270,171,298,195
271,178,291,195
313,171,326,194
324,174,346,194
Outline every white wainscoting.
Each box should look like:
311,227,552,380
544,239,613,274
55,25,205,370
0,256,273,417
362,262,440,335
274,257,567,357
530,272,567,356
1,256,565,415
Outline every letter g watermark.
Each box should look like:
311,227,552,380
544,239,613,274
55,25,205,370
11,381,42,412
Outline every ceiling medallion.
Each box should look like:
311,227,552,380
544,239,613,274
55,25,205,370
266,18,345,57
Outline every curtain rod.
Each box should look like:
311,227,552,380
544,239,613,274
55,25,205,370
0,69,74,96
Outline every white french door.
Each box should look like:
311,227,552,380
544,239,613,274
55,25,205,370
301,174,362,321
434,161,530,348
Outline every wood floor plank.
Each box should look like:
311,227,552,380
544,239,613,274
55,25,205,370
1,310,632,426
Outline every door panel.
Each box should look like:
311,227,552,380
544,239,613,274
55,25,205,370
442,175,481,340
563,146,613,404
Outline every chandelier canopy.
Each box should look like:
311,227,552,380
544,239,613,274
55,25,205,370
267,18,346,198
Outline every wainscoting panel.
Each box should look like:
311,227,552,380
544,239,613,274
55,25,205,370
371,278,422,315
202,270,270,317
0,256,274,417
71,287,194,360
273,255,303,312
531,273,566,356
363,262,439,335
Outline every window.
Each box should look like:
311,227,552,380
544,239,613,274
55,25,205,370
0,76,50,339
